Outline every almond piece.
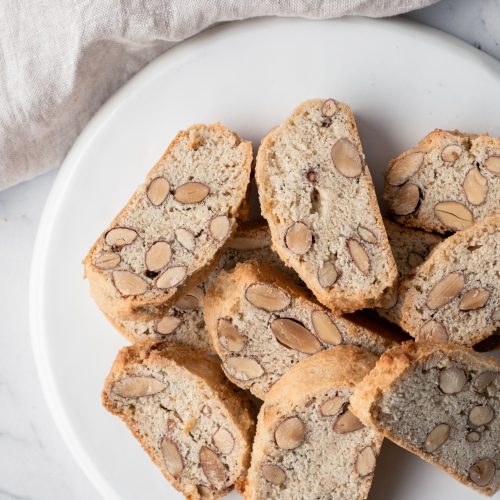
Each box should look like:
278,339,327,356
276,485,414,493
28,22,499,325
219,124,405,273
441,144,463,162
331,138,363,177
426,272,465,309
493,307,500,321
347,239,370,275
333,410,364,433
317,261,338,288
439,367,467,394
274,417,305,450
217,319,245,353
319,396,346,417
357,226,378,244
355,446,376,476
469,458,496,487
175,228,196,251
156,266,187,289
391,183,420,216
227,236,269,250
199,446,227,488
379,287,398,309
285,221,313,255
212,428,234,455
146,177,170,206
321,98,337,117
145,241,172,271
311,311,342,345
174,182,210,204
112,376,167,398
270,318,321,354
434,201,473,231
424,423,450,453
105,227,137,248
473,372,498,394
484,155,500,175
386,152,424,186
418,320,448,343
197,486,212,498
161,438,183,479
466,431,481,443
459,288,490,311
469,405,494,426
94,252,121,270
156,315,182,335
223,357,264,381
174,286,204,311
113,270,148,296
261,464,286,485
209,215,231,241
408,251,424,268
245,283,290,312
464,167,488,205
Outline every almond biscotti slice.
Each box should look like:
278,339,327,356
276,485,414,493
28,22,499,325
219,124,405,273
351,342,500,496
102,340,255,499
399,215,500,346
384,129,500,234
84,124,252,321
255,98,397,313
243,346,382,500
204,261,401,400
376,219,443,325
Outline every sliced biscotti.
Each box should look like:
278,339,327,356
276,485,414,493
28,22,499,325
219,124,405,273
376,219,443,325
255,98,397,313
243,346,382,500
204,261,400,400
102,340,255,499
399,215,500,346
84,124,252,321
351,342,500,496
384,129,500,234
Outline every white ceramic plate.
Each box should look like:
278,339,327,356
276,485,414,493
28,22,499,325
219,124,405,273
30,17,500,500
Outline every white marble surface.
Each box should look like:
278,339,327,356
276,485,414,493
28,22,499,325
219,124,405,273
0,1,499,499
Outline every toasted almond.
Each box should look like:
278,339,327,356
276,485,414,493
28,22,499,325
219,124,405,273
145,241,172,271
333,410,364,433
434,201,473,231
347,239,370,275
197,486,212,498
386,152,424,186
274,417,305,450
156,266,187,289
311,310,342,345
424,423,450,453
357,226,378,243
245,283,290,312
223,357,264,381
285,221,313,255
227,236,270,250
418,320,448,343
261,464,286,485
146,177,170,205
441,144,463,162
212,428,234,455
161,438,183,478
391,183,420,216
175,228,196,251
319,396,346,417
485,155,500,175
469,405,494,426
493,307,500,321
112,376,167,398
317,261,338,288
466,431,481,443
94,252,121,269
105,227,137,248
113,270,148,296
174,286,204,311
459,288,490,311
379,287,398,309
464,167,488,205
209,215,231,241
331,138,363,177
199,446,227,488
427,272,465,309
355,446,376,476
469,458,496,487
408,251,424,268
473,372,498,394
156,315,182,335
217,319,245,353
321,98,337,117
270,318,322,354
439,367,467,394
174,182,210,204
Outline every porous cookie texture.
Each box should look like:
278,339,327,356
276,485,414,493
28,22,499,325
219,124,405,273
102,340,255,499
204,261,400,400
84,124,252,322
384,129,500,234
351,342,500,496
376,219,442,326
243,346,382,500
108,223,299,352
399,215,500,346
255,98,397,313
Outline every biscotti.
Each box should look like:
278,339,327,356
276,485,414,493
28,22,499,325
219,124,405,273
351,342,500,496
204,261,400,400
384,129,500,234
102,340,255,499
243,346,382,500
255,98,397,313
84,124,252,321
376,219,442,325
399,215,500,346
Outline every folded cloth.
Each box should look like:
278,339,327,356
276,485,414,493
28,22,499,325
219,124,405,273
0,0,438,190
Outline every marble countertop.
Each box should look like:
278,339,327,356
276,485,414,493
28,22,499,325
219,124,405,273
1,1,499,499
